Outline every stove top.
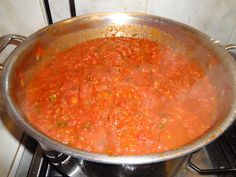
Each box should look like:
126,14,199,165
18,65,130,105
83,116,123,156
27,144,211,177
1,1,236,176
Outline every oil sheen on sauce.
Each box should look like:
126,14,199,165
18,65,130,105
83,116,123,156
23,37,218,155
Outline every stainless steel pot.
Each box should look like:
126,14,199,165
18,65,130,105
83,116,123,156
1,13,236,165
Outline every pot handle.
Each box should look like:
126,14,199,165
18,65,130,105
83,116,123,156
224,44,236,50
0,34,26,69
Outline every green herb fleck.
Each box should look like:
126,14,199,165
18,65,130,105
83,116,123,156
56,120,67,128
49,93,57,102
79,137,85,141
159,112,167,118
132,33,138,37
33,102,41,113
34,104,41,113
81,122,92,130
158,123,166,129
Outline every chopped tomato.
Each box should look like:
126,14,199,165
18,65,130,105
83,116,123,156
23,37,218,155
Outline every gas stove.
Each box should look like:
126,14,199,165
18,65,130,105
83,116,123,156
1,1,236,177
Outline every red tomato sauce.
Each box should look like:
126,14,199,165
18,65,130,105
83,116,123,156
23,37,218,155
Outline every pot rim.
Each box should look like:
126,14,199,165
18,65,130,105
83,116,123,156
1,12,236,164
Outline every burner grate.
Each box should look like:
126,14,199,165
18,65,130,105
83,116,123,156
43,0,76,25
188,122,236,177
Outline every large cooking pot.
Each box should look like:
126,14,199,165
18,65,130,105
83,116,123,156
0,13,236,165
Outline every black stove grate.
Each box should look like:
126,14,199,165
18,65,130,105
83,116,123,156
43,0,76,25
188,122,236,177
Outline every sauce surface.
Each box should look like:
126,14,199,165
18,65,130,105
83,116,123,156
24,37,218,155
